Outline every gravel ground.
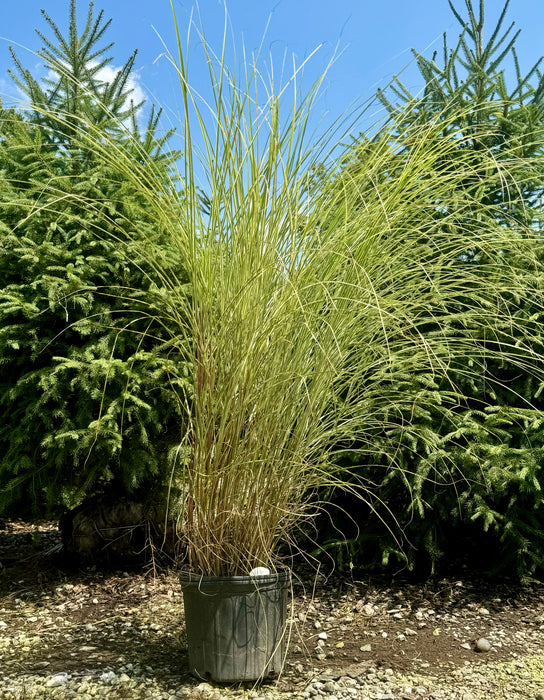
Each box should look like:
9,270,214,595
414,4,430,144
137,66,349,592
1,522,543,700
1,656,543,699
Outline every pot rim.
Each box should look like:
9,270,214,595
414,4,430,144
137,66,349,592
179,566,291,586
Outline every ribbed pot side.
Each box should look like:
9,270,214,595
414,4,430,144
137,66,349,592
180,570,290,683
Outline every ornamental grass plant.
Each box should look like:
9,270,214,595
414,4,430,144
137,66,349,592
7,9,544,577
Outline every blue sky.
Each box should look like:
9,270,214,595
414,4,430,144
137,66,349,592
0,0,542,136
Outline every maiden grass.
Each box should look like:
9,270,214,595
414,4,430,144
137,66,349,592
15,15,544,575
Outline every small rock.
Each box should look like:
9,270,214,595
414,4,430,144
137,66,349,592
46,673,70,688
475,637,491,652
314,620,322,630
360,644,371,652
362,604,375,617
194,682,215,698
318,631,328,640
175,690,192,699
100,671,118,684
323,680,338,693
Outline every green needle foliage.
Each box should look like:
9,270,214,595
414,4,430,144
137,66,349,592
327,0,544,577
0,2,189,516
9,0,142,147
377,0,544,226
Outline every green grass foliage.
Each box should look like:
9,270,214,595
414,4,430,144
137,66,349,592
319,0,544,578
1,0,543,580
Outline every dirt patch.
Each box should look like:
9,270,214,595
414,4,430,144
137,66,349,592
1,521,543,698
286,570,544,683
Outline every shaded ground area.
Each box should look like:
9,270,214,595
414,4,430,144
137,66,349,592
0,521,543,698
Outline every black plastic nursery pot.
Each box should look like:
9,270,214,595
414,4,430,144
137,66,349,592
180,568,290,683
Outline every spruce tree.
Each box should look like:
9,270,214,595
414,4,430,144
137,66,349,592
327,0,544,577
0,2,189,519
9,1,140,147
377,0,544,227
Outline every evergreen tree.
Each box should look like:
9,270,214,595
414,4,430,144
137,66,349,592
326,0,544,578
377,0,544,227
0,2,190,518
9,1,140,147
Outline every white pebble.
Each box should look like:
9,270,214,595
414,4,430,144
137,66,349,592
475,637,491,652
100,671,118,684
46,673,69,688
